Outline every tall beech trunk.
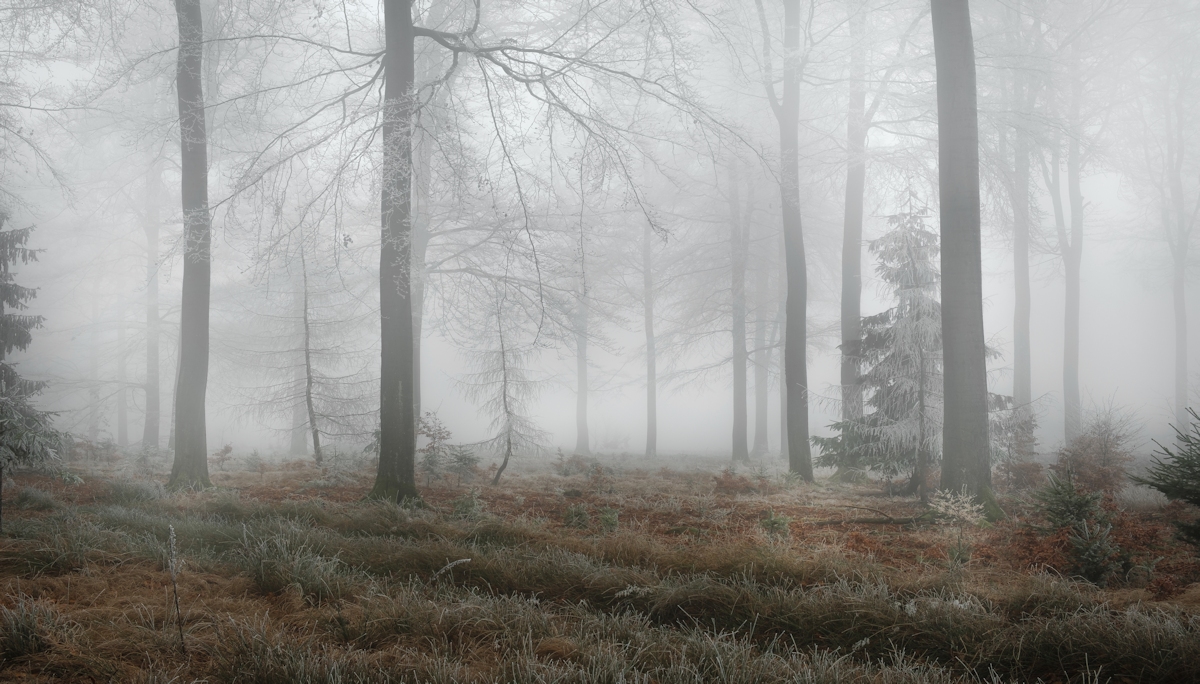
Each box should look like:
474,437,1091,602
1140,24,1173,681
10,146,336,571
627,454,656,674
142,165,161,450
289,358,307,454
1012,130,1032,408
1007,4,1033,409
117,305,128,447
729,162,749,463
1173,259,1188,425
1064,54,1085,441
751,225,771,457
841,3,866,423
574,286,590,455
369,0,418,501
88,292,99,442
777,279,788,459
777,0,812,479
1167,79,1192,427
932,0,991,496
1041,48,1085,443
290,280,308,456
300,252,324,466
643,222,657,458
169,0,212,488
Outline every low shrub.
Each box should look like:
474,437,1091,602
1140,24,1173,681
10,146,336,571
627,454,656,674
234,523,353,603
1134,408,1200,546
105,480,166,506
15,487,57,511
563,504,590,530
0,597,76,660
450,490,484,520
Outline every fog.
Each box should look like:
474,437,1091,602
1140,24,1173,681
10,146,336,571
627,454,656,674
2,0,1197,482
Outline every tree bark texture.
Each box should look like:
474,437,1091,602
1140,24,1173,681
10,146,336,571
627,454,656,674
752,222,771,456
575,284,590,455
88,292,99,442
290,281,308,456
142,164,161,450
932,0,990,494
1063,56,1084,442
1167,78,1192,428
779,0,813,480
1007,4,1032,409
643,222,657,458
369,0,418,501
730,161,749,463
117,306,128,447
300,253,324,467
841,3,866,423
169,0,213,489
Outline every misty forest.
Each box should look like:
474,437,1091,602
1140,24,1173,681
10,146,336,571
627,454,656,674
3,0,1200,680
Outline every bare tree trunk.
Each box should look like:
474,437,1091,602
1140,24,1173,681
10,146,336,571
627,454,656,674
117,302,128,447
1007,4,1032,410
730,161,749,463
369,0,418,501
1167,82,1192,427
841,2,866,423
1063,56,1084,442
168,0,212,488
492,312,514,485
575,285,590,455
167,334,179,451
142,164,161,450
643,222,657,458
290,276,308,456
88,291,100,442
289,360,307,455
933,0,991,497
1174,259,1188,424
779,0,812,480
777,280,788,459
409,0,451,420
300,252,323,467
751,224,771,456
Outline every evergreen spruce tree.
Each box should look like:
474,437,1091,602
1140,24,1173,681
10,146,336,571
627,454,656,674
814,201,942,499
0,211,66,531
1134,409,1200,546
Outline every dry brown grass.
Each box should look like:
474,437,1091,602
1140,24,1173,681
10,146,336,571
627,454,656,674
0,455,1198,682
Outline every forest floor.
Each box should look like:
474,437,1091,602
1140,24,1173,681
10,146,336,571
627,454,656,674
1,451,1199,683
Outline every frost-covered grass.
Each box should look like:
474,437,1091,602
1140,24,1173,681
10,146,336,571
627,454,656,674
0,470,1196,682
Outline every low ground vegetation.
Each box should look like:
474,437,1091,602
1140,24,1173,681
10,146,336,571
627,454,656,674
0,445,1197,682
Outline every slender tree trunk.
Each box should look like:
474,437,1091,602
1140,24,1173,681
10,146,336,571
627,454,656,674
575,286,590,455
752,225,771,456
167,334,179,451
117,303,128,447
777,281,788,459
1063,57,1084,442
300,252,324,466
88,291,100,443
1007,4,1032,409
142,164,161,450
841,2,866,423
932,0,991,496
643,222,657,458
290,276,308,456
168,0,212,488
730,161,749,463
779,0,813,480
289,362,308,454
1174,258,1188,424
492,312,513,485
1168,83,1191,427
370,0,418,501
917,345,928,503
